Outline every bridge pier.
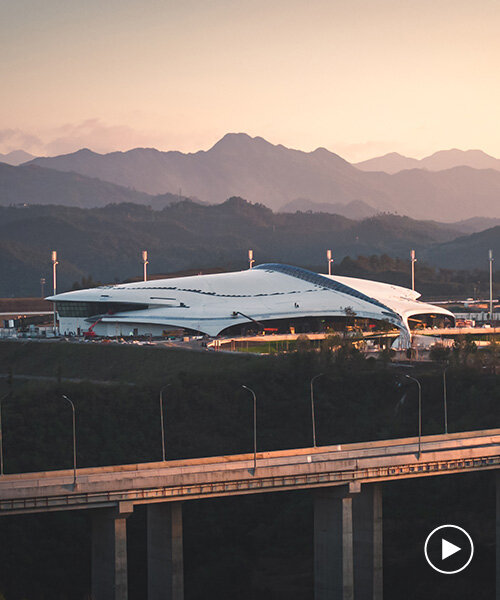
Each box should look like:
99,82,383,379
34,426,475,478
314,483,383,600
91,503,133,600
497,472,499,600
147,502,184,600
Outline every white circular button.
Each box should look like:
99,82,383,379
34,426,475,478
424,524,474,575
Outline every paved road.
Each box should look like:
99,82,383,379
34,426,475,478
1,428,498,515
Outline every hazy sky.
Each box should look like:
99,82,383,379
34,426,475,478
2,0,499,160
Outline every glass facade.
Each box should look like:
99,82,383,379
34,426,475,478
255,263,398,318
56,301,148,318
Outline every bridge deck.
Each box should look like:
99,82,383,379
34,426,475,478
0,429,499,515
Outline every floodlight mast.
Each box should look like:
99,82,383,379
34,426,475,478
327,250,333,276
51,251,58,334
142,250,149,282
410,249,417,291
248,249,255,269
489,249,494,320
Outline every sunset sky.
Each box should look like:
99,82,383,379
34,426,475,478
2,0,499,160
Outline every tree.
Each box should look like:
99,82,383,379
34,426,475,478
429,344,451,363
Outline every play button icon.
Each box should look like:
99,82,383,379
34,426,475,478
424,525,474,574
441,538,461,560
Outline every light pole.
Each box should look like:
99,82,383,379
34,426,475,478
0,392,10,476
142,250,149,282
410,250,417,291
405,375,422,457
159,384,170,462
242,385,257,473
61,395,77,486
51,250,58,334
248,249,255,269
327,250,333,276
310,373,324,447
443,366,448,435
489,249,494,320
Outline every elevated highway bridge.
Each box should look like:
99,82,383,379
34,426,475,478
1,429,499,600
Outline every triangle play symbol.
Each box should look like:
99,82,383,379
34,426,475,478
442,538,461,560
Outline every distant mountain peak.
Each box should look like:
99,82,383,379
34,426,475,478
354,153,419,174
357,148,500,174
209,132,273,153
74,147,100,156
382,151,410,159
0,149,36,166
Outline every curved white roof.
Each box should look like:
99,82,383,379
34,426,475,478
49,263,454,345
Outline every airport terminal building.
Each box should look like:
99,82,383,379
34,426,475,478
48,263,454,348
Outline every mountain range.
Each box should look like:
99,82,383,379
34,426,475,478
0,163,192,209
355,149,500,174
24,134,500,221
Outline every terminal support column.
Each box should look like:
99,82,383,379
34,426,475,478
91,502,133,600
147,502,184,600
314,483,383,600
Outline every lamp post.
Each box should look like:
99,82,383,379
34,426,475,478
159,384,170,462
326,250,333,276
242,385,257,473
310,373,324,447
248,249,255,270
0,392,10,476
61,395,77,486
489,249,494,320
142,250,149,282
51,250,58,334
410,250,417,291
405,375,422,457
443,366,449,435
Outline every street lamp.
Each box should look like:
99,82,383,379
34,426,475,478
159,384,170,462
489,249,494,320
51,250,58,334
310,373,324,447
404,375,422,457
61,395,77,486
241,385,257,473
443,366,449,435
410,250,417,291
0,392,10,476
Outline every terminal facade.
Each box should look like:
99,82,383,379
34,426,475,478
49,263,454,349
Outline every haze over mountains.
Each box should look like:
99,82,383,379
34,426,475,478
0,150,36,166
0,163,191,209
24,134,500,222
355,149,500,174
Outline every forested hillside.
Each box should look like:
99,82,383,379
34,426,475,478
0,198,464,296
0,342,497,600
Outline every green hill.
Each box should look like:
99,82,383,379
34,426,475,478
0,199,463,296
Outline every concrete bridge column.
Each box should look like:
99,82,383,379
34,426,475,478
91,502,133,600
496,472,499,600
147,502,184,600
314,483,383,600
